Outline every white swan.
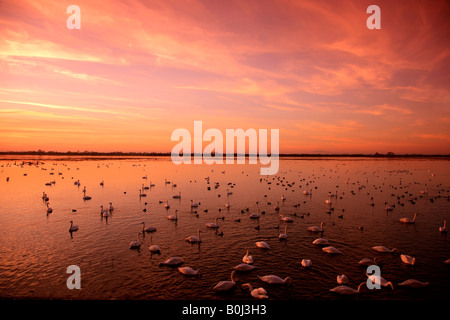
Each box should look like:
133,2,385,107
69,221,79,232
303,189,312,195
82,188,91,200
279,226,288,240
159,257,184,267
301,259,312,268
185,229,202,243
279,214,294,222
101,205,110,217
172,192,181,199
399,213,417,224
322,246,342,254
233,263,259,272
164,200,170,209
308,222,325,233
249,212,260,219
330,282,365,295
258,275,292,285
312,238,329,245
337,274,349,285
398,279,429,288
366,273,394,290
190,200,199,208
141,222,156,233
167,210,178,221
358,257,381,266
274,202,280,211
419,187,428,195
243,250,254,264
108,202,114,212
213,270,236,292
148,236,161,253
255,241,271,250
372,246,397,253
224,202,230,208
242,283,268,299
129,233,142,249
249,209,260,219
206,217,220,228
439,220,447,233
400,254,416,265
46,202,53,214
178,267,200,276
281,195,286,201
139,189,147,197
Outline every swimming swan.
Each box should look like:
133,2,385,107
330,282,365,295
258,275,292,285
213,270,236,292
242,283,268,299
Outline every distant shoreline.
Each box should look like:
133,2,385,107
0,151,449,159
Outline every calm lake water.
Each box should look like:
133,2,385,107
0,156,449,300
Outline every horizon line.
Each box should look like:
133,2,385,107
0,150,449,158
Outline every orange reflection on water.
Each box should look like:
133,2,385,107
0,156,449,299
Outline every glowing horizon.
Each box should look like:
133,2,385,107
1,0,449,154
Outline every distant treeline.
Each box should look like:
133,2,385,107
0,150,449,158
0,150,170,156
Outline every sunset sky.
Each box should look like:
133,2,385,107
1,0,449,154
